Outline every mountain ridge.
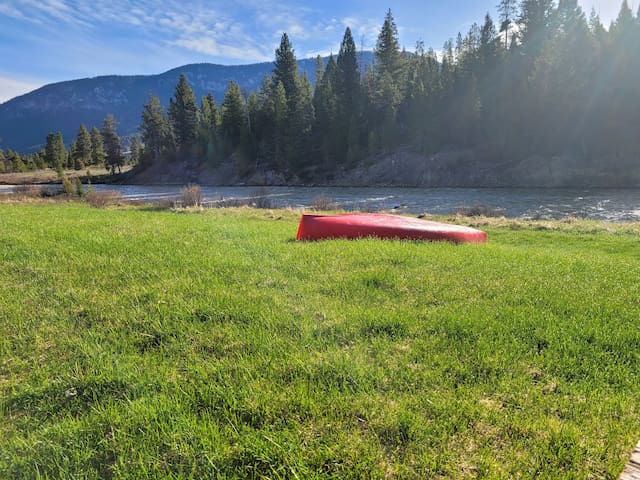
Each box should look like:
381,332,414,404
0,53,374,153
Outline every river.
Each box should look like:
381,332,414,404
2,184,640,221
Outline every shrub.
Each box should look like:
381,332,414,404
12,185,45,198
180,184,203,207
75,178,85,197
455,204,503,217
62,177,74,196
85,190,123,208
251,187,273,209
151,198,176,210
310,195,340,211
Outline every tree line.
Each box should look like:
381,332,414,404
3,2,639,181
137,2,640,181
0,115,139,175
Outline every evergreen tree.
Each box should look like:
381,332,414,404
518,0,555,54
69,140,79,170
168,74,198,152
336,27,362,165
140,95,169,166
90,126,105,166
220,81,247,151
588,8,607,43
72,124,92,170
273,33,299,101
5,150,26,173
479,14,499,70
271,33,315,174
375,9,402,82
372,9,405,149
55,133,66,171
313,55,339,165
271,80,288,170
44,133,58,169
130,137,142,165
102,115,123,174
198,94,221,163
290,72,315,175
337,27,360,108
498,0,519,48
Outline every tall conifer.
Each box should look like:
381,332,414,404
168,74,198,151
102,115,123,174
90,126,105,166
140,95,169,165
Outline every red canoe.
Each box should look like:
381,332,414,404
296,213,487,243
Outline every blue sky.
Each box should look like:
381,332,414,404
0,0,631,103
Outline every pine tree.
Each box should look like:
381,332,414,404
140,95,169,166
168,74,198,152
200,94,219,133
102,115,123,174
313,55,338,165
290,72,315,175
518,0,555,53
372,9,405,150
336,27,362,164
479,14,499,70
198,94,220,163
72,124,92,169
337,27,360,109
588,8,607,43
53,133,66,172
220,81,247,151
271,80,288,170
375,9,402,81
271,33,314,174
498,0,518,48
69,140,79,170
273,33,299,101
90,126,105,166
44,133,57,169
130,137,142,165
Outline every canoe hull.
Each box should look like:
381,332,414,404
296,213,487,243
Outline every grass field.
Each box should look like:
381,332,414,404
0,166,133,185
1,203,639,479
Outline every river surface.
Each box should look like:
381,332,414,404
2,184,640,221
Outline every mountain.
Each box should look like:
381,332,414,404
0,53,374,153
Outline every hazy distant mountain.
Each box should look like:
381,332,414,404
0,53,374,153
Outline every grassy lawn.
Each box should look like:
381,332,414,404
1,203,639,479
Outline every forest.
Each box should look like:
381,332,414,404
1,1,639,184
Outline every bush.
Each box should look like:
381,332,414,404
62,177,74,196
455,204,503,217
310,195,340,211
251,187,273,209
75,178,85,197
12,185,45,198
85,190,123,208
180,184,203,207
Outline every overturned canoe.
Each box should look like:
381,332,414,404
296,213,487,243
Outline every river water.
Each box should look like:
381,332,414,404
2,184,640,221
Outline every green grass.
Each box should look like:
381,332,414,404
1,203,639,479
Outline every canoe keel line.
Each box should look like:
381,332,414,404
296,213,487,244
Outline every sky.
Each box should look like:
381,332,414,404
0,0,633,103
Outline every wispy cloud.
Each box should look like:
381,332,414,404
0,75,42,103
0,0,278,63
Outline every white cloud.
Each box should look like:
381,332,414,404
0,76,42,103
170,38,271,62
0,3,27,20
